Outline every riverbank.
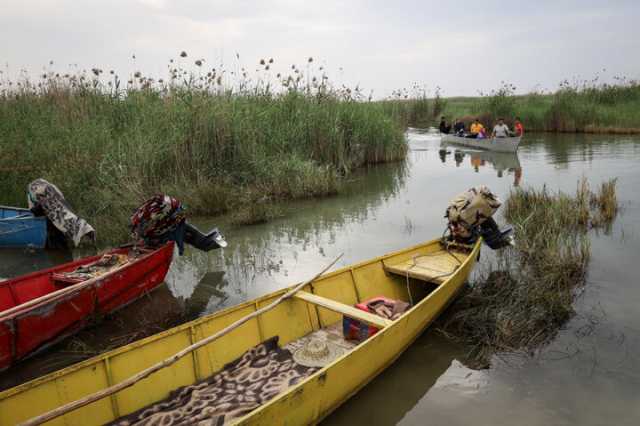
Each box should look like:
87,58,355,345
0,72,407,244
438,178,619,367
438,79,640,133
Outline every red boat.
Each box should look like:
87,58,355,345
0,242,174,372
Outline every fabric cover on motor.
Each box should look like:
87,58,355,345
445,185,501,238
27,178,95,247
130,194,186,241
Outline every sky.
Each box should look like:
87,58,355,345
1,0,639,97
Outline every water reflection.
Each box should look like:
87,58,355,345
326,333,471,425
438,148,523,186
0,248,72,279
2,130,640,425
183,159,409,310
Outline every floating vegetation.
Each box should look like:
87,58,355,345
438,179,620,367
230,203,284,226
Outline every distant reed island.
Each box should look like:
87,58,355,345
410,78,640,133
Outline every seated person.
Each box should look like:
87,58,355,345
491,118,510,138
467,119,484,138
514,117,524,136
453,118,465,136
477,127,487,139
439,116,451,134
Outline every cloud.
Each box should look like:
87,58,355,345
1,0,639,96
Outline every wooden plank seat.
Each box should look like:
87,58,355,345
383,250,463,284
293,291,392,328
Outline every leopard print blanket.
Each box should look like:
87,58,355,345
111,337,317,425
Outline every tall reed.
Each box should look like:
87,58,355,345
0,57,407,243
440,77,640,132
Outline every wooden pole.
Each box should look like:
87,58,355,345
0,262,124,323
21,254,343,426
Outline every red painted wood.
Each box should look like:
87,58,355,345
0,242,174,371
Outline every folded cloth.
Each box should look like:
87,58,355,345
366,299,411,320
27,178,95,247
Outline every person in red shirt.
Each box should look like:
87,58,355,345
514,117,524,136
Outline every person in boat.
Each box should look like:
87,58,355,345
514,117,524,136
453,118,465,136
130,194,226,255
439,116,451,134
466,118,484,138
491,118,510,138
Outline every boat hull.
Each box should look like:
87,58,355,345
0,206,47,249
441,134,521,152
0,239,479,426
0,242,174,372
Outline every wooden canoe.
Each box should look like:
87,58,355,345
441,134,521,152
0,206,47,249
0,238,480,426
0,242,174,372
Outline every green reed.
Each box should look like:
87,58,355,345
0,58,407,243
440,77,640,132
438,179,619,367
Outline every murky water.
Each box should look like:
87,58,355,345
2,130,640,425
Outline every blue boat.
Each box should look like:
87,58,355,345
0,206,47,248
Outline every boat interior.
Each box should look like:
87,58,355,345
0,240,474,425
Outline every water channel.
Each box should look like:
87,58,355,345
2,129,640,425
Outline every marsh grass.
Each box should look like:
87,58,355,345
0,57,407,243
230,202,284,226
438,179,619,366
440,77,640,132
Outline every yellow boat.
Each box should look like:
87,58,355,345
0,238,480,425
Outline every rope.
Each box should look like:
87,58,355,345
403,226,466,304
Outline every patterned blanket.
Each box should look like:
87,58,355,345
111,337,317,425
27,178,95,247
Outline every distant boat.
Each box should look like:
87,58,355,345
0,242,174,372
441,134,521,152
0,206,47,248
0,238,480,425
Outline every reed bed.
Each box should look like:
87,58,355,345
0,56,407,243
438,179,619,366
440,78,640,132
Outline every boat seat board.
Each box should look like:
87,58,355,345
293,291,392,328
383,250,464,284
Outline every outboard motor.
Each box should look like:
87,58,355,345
130,194,227,255
184,222,227,251
444,185,513,249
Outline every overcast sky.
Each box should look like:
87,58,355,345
2,0,639,97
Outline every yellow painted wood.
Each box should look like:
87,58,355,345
310,271,359,327
0,238,480,426
293,291,392,328
383,250,466,284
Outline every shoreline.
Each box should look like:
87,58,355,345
525,126,640,135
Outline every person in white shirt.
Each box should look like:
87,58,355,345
492,118,510,138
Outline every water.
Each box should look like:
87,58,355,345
2,130,640,425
